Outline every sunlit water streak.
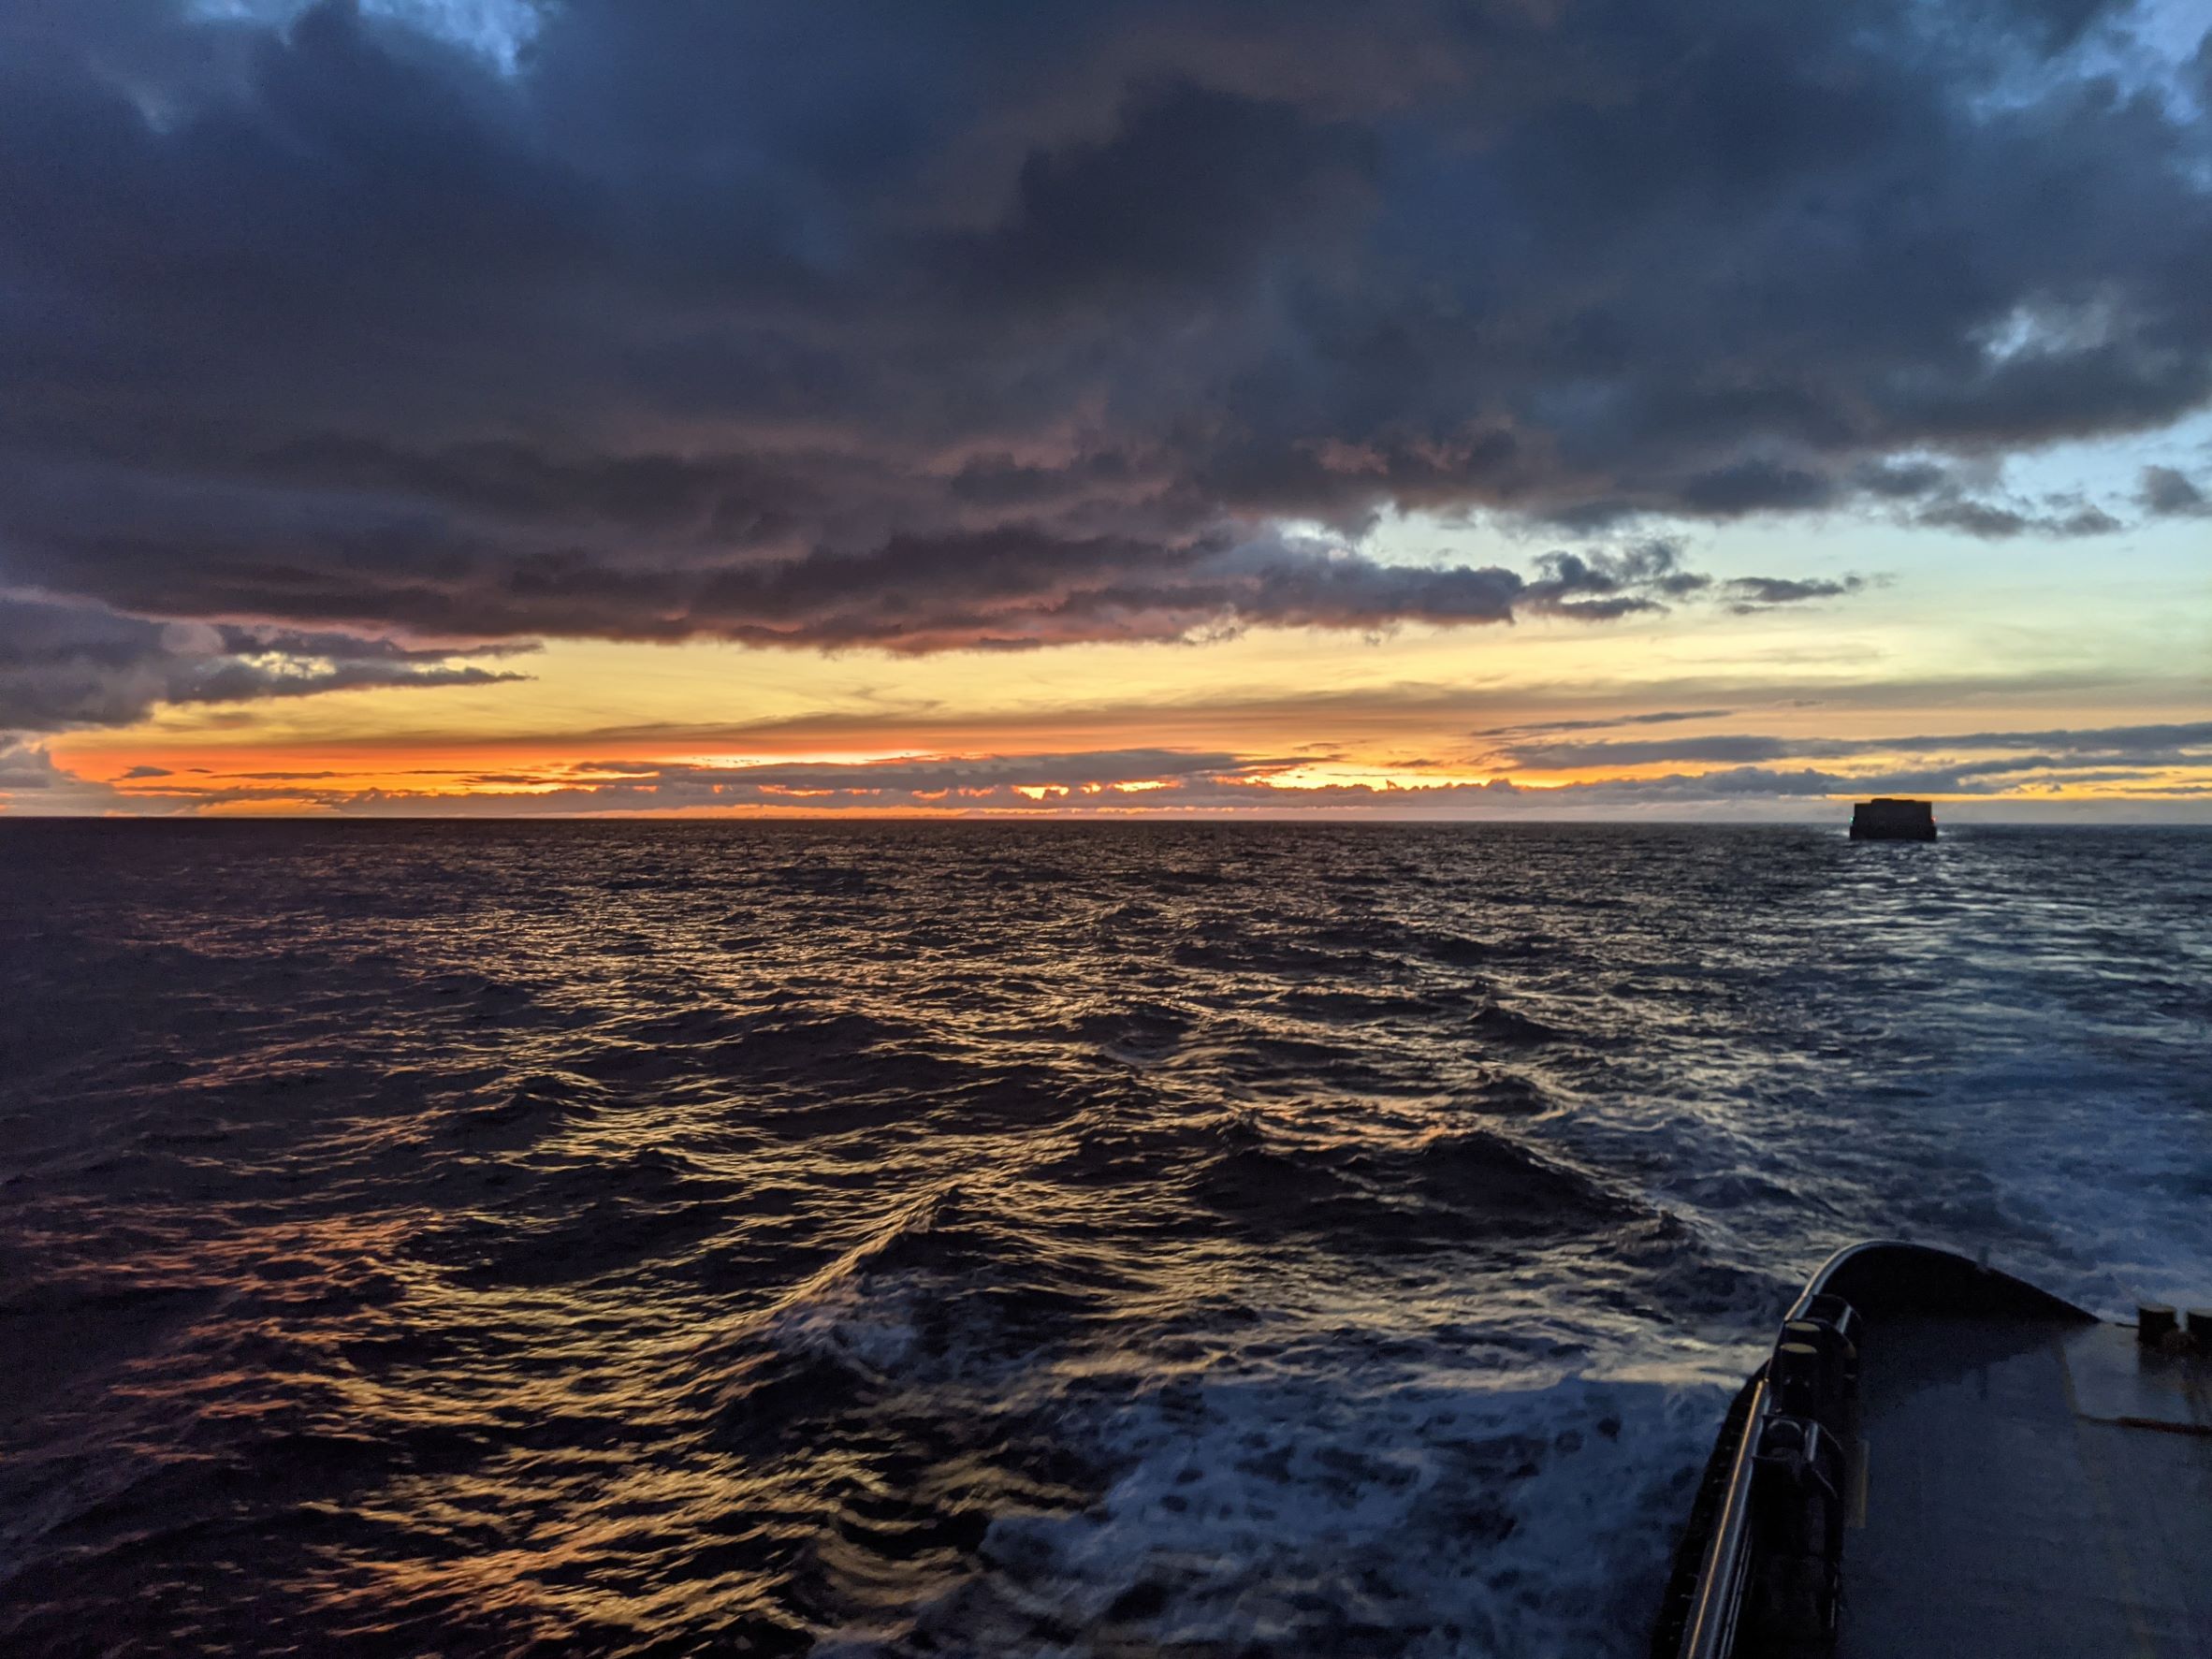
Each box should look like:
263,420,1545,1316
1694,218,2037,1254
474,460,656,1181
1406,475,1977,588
1,822,2205,1656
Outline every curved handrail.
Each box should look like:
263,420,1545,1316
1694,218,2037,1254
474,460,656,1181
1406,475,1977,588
1790,1238,2093,1324
1793,1236,1903,1314
1674,1375,1767,1659
1671,1240,2092,1659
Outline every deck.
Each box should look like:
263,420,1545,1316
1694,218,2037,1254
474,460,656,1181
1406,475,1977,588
1838,1316,2212,1657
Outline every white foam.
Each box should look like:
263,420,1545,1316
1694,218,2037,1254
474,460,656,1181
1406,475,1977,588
1919,1048,2212,1314
974,1357,1740,1659
762,1273,928,1375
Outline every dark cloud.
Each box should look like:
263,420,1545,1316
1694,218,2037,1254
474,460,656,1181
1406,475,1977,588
2138,464,2209,516
0,594,531,732
1498,735,1812,767
1724,575,1870,610
1675,461,1837,516
1520,541,1710,619
0,0,2205,684
1471,708,1735,739
677,531,1535,651
1897,720,2212,753
0,734,65,791
1854,458,1954,498
1914,499,2124,538
1488,718,2212,770
956,80,1378,310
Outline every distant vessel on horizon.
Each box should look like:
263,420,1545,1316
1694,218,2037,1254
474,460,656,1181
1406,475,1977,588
1849,798,1937,841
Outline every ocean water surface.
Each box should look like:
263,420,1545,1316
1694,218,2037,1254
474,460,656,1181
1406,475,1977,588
2,821,2206,1657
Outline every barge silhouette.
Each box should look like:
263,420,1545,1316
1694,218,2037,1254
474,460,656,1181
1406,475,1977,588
1848,798,1936,840
1652,1242,2212,1658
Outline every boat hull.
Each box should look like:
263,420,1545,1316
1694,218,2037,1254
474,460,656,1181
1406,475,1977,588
1652,1243,2212,1659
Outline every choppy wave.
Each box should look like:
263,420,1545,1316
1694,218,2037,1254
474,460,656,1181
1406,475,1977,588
1,821,2206,1656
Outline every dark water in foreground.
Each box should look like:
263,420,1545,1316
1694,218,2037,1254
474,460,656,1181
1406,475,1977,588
2,822,2206,1657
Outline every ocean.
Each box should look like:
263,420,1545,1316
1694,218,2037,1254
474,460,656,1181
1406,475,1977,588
2,821,2206,1657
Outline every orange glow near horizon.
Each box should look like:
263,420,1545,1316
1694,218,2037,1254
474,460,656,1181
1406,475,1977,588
32,716,2212,818
13,541,2210,820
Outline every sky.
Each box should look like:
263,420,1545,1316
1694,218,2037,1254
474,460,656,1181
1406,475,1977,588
1,0,2207,819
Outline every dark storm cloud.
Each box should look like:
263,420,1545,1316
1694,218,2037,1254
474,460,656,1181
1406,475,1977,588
1674,461,1838,517
2138,465,2210,516
680,531,1537,651
0,0,2206,696
953,80,1378,310
0,595,531,732
1853,459,1955,499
